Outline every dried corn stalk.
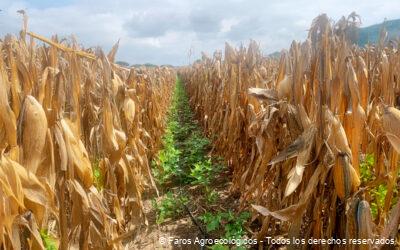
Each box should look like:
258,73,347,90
0,18,175,249
180,13,400,249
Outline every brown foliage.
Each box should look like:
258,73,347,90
0,26,174,249
180,13,400,249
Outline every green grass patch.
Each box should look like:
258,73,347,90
360,153,375,183
204,186,219,204
359,154,399,219
199,210,251,239
40,229,57,250
92,158,104,190
152,192,189,224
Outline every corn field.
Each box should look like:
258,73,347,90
1,11,400,250
180,14,400,249
0,14,175,249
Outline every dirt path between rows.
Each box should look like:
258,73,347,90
130,177,236,249
124,78,242,249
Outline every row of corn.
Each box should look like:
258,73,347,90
180,14,400,249
0,16,175,249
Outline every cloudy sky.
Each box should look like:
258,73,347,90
1,0,399,65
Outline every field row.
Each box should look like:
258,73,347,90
180,14,400,248
0,27,175,248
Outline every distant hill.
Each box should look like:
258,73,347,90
115,61,130,67
131,63,158,68
268,51,281,58
357,19,400,46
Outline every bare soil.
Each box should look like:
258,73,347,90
126,169,240,250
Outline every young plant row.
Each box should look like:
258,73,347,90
152,78,251,248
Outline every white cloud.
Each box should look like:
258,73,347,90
0,0,399,65
220,18,240,33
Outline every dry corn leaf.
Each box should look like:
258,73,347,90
285,126,316,196
356,200,374,240
61,119,93,188
20,96,48,173
382,106,400,153
332,154,360,200
248,87,278,102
